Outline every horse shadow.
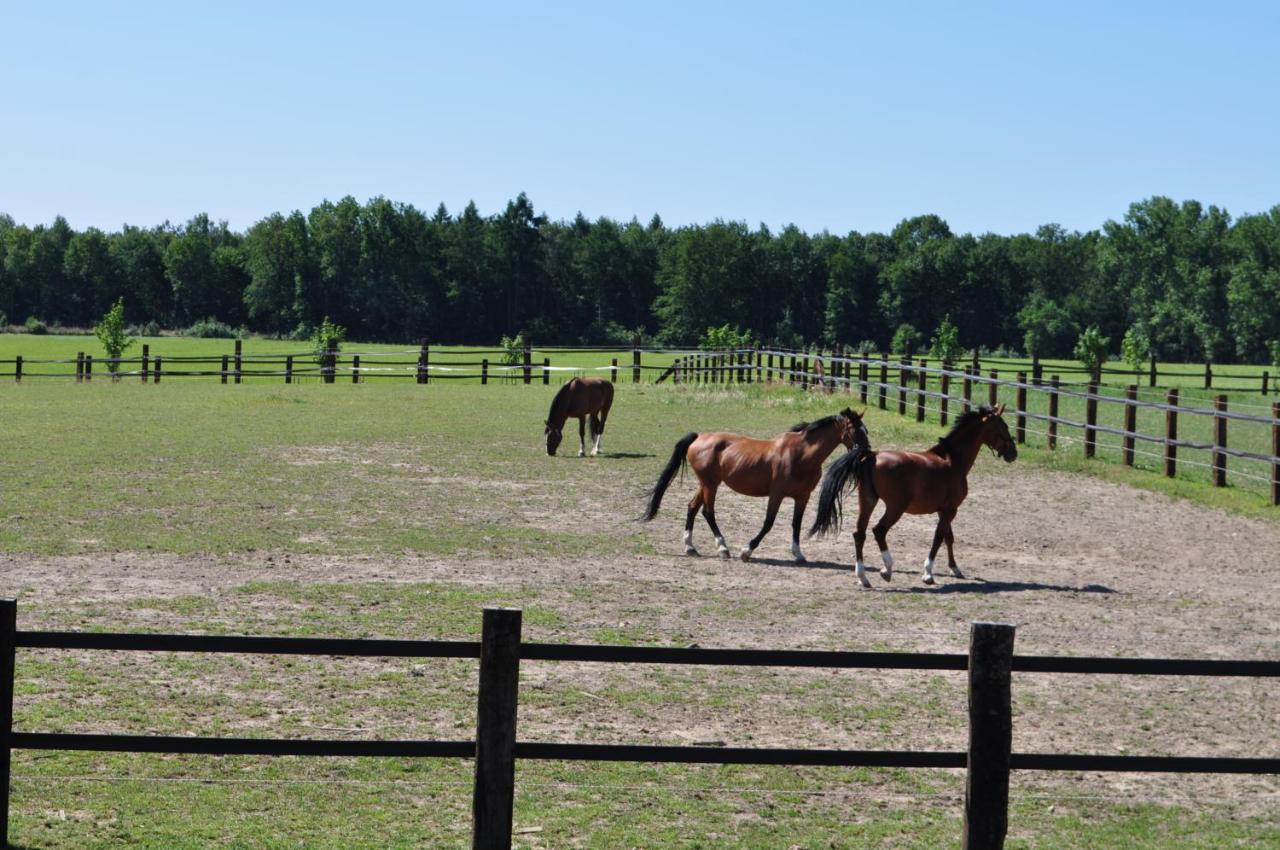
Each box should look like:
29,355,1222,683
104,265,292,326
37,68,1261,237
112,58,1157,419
745,556,850,573
602,452,655,460
881,574,1116,595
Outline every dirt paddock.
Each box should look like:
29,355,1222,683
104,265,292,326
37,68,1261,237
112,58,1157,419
5,460,1278,817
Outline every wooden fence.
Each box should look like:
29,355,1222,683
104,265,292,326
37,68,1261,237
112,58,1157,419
669,348,1280,507
2,599,1277,849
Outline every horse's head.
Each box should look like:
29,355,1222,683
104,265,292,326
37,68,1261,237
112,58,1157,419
544,420,563,456
839,408,871,451
981,404,1017,463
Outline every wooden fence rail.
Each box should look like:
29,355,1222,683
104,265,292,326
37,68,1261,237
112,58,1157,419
2,599,1278,849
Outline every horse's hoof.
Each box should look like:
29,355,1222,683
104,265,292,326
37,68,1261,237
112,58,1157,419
718,548,731,560
880,568,892,582
921,575,935,585
794,555,807,565
951,568,965,579
854,563,872,588
684,546,700,557
577,451,585,457
739,548,753,562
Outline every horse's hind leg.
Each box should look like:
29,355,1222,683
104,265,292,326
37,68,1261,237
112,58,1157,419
684,491,703,556
942,510,963,578
852,490,876,588
577,416,588,457
872,502,905,582
922,507,956,585
700,485,731,559
590,412,602,456
789,493,810,563
741,492,783,562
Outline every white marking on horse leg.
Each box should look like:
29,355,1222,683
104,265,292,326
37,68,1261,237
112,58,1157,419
716,536,731,559
880,550,894,580
739,546,754,562
791,540,807,563
683,530,698,556
854,561,872,589
921,557,935,585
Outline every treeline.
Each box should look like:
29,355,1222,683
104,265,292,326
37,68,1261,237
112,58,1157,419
1,194,1278,362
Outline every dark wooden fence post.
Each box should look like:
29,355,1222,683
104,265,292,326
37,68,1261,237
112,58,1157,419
542,357,550,386
13,356,20,384
963,621,1016,850
85,354,93,382
940,364,951,426
755,346,762,382
285,355,293,384
766,352,774,383
1272,402,1279,506
1123,385,1137,466
1085,382,1098,458
1204,360,1212,390
324,343,337,384
481,359,489,385
631,335,641,384
141,344,149,383
801,354,811,391
610,358,618,384
1149,354,1157,387
221,355,229,384
988,370,998,408
1015,373,1026,444
76,352,84,383
417,341,428,385
898,358,907,415
971,349,980,374
523,339,532,385
859,360,868,404
472,607,522,850
352,355,361,384
1031,353,1041,387
916,360,926,422
234,339,243,384
962,366,972,412
788,355,797,386
1,597,15,850
878,354,888,409
1213,395,1227,487
422,342,431,385
1165,388,1179,478
1263,371,1270,395
154,355,162,384
1048,376,1059,450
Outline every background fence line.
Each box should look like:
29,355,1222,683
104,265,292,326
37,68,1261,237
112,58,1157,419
2,599,1278,849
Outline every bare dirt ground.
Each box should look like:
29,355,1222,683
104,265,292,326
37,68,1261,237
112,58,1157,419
4,460,1278,815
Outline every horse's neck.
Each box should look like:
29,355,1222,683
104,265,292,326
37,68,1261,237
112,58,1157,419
943,424,986,474
548,393,570,427
803,427,844,460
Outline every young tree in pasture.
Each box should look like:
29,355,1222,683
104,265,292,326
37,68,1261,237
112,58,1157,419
929,314,964,362
1073,325,1111,379
1121,325,1152,374
93,297,135,377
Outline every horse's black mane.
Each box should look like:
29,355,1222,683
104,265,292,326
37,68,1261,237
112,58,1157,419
930,405,995,457
789,411,851,435
546,380,574,420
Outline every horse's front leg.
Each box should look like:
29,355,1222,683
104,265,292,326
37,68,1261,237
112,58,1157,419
741,493,783,562
789,494,810,563
577,416,587,457
942,509,963,578
684,491,703,556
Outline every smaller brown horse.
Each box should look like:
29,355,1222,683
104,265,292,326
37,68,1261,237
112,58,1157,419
809,404,1016,587
545,377,614,456
641,409,869,562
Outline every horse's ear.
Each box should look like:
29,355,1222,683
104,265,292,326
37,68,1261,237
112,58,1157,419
995,403,1006,416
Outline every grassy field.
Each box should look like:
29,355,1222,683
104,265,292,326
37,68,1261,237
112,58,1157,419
0,380,1277,848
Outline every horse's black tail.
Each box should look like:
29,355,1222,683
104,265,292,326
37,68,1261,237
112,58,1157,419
808,446,873,538
641,432,698,521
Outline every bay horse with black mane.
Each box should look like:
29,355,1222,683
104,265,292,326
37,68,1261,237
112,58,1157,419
642,409,869,562
809,404,1016,587
545,377,614,456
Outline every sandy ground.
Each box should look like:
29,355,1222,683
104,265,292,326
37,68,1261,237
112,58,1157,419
2,461,1279,812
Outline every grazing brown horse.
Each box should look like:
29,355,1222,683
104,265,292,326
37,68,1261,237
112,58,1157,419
642,409,869,562
545,377,614,456
809,405,1016,587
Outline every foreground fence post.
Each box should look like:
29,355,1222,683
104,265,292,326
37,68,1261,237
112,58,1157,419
76,352,84,383
1123,385,1137,466
141,344,149,383
859,360,868,404
12,356,20,384
963,621,1015,850
482,359,489,385
1165,388,1179,478
542,358,550,386
1213,395,1227,487
352,355,361,384
962,367,972,412
221,355,229,384
897,358,907,415
878,354,887,409
234,339,243,384
610,358,618,384
154,356,162,384
0,598,12,849
85,355,93,382
631,335,641,384
916,361,926,422
473,608,522,850
1149,354,1157,387
940,364,950,426
285,355,293,385
1047,376,1059,450
1085,382,1098,459
523,340,532,385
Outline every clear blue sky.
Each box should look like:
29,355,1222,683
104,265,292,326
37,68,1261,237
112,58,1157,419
2,1,1277,235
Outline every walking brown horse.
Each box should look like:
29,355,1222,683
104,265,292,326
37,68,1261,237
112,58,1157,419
809,405,1016,587
642,409,869,562
545,377,614,456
